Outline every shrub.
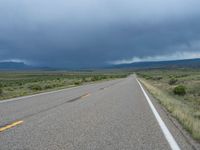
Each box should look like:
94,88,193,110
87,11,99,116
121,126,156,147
28,84,42,91
141,74,152,80
7,87,14,91
169,78,178,85
17,82,23,86
173,85,186,96
0,88,3,95
91,76,98,81
152,76,163,80
44,84,53,89
74,81,81,85
82,77,87,82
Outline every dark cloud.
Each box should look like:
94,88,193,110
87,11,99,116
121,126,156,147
0,0,200,68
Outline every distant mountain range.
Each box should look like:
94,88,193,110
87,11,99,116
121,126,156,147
0,62,31,70
0,62,53,70
0,58,200,70
110,58,200,69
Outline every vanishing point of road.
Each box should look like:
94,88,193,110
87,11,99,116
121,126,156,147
0,75,195,150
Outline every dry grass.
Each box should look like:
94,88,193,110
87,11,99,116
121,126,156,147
0,71,130,100
139,78,200,141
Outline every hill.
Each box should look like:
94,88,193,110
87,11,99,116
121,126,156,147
0,62,31,70
0,62,55,70
111,58,200,69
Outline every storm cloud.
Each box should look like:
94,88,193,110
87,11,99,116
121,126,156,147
0,0,200,68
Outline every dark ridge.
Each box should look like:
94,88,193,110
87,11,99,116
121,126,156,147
110,58,200,69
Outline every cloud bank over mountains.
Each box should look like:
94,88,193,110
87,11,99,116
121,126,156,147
0,0,200,67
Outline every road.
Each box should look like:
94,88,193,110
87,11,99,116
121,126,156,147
0,75,194,150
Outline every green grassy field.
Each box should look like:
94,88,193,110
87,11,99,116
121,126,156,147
137,69,200,141
0,70,130,100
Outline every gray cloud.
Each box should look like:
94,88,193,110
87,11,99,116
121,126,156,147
0,0,200,68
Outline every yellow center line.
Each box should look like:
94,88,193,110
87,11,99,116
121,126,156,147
0,120,24,132
81,93,91,99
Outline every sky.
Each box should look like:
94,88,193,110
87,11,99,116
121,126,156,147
0,0,200,68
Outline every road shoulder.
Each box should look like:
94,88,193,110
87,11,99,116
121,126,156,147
137,77,200,150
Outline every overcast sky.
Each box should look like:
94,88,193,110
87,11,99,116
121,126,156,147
0,0,200,68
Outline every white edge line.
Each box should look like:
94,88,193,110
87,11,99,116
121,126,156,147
136,79,181,150
0,86,78,104
0,78,120,104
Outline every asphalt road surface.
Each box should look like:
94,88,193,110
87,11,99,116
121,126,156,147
0,75,195,150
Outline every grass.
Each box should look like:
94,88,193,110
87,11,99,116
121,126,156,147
137,69,200,141
0,70,131,100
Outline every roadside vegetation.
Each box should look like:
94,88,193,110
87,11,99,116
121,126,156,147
0,70,130,100
137,69,200,141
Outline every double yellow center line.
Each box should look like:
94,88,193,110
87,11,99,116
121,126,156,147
0,120,23,133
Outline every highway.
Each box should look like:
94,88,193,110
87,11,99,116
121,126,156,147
0,75,194,150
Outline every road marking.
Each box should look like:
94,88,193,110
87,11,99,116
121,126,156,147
0,120,24,132
67,93,91,103
0,79,118,104
81,93,91,99
0,86,79,104
136,79,181,150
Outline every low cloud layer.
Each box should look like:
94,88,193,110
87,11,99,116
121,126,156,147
110,51,200,65
0,0,200,68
